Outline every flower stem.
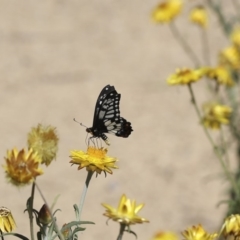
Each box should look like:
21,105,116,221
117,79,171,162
117,223,126,240
28,183,35,240
34,181,64,240
78,171,94,221
170,21,201,67
187,84,239,197
0,230,4,240
207,0,231,35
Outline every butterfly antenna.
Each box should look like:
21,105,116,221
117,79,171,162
73,118,87,128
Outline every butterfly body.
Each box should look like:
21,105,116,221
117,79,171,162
87,85,133,145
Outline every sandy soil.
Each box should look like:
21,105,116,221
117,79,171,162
0,1,233,239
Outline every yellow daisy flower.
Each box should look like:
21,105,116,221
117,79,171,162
182,224,217,240
231,27,240,47
3,148,43,186
205,66,234,86
70,146,118,174
220,214,240,238
167,68,204,85
28,124,59,166
202,102,232,130
152,0,183,23
219,45,240,70
0,207,16,233
152,231,178,240
102,194,149,225
189,6,208,28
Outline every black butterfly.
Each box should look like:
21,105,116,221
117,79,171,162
86,85,133,145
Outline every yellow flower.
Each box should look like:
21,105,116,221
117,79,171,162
152,232,178,240
167,68,204,85
0,207,16,233
70,147,118,174
28,124,59,166
3,148,43,186
219,45,240,70
202,102,232,130
102,194,149,225
231,27,240,47
182,224,217,240
189,6,208,28
152,0,183,23
205,66,234,86
220,214,240,238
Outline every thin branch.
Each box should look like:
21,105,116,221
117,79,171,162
78,171,93,221
201,28,211,66
187,84,239,197
34,181,64,240
28,183,35,240
170,21,201,67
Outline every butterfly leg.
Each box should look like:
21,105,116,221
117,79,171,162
88,136,97,147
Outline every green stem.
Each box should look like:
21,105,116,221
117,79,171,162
187,84,239,197
78,171,93,221
170,21,201,67
207,0,231,35
117,223,126,240
34,181,64,240
0,230,4,240
28,183,35,240
220,127,230,166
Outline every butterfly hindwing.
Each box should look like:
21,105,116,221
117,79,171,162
87,85,133,144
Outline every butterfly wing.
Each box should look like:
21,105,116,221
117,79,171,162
92,85,117,129
87,85,133,141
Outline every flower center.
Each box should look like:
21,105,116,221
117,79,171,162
87,147,107,159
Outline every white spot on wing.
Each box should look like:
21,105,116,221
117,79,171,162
106,114,114,118
99,110,105,119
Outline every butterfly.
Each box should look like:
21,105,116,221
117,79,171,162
86,85,133,145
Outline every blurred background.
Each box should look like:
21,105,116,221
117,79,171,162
0,0,233,239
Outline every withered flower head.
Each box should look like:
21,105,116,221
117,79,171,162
0,207,16,233
28,124,59,166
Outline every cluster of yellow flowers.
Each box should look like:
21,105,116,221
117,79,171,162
2,0,240,238
3,124,59,187
152,0,208,27
166,67,233,129
151,0,240,131
151,215,240,240
2,123,149,236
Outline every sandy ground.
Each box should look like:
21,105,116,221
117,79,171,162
0,1,234,239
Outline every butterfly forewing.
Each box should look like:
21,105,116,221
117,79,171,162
87,85,133,144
